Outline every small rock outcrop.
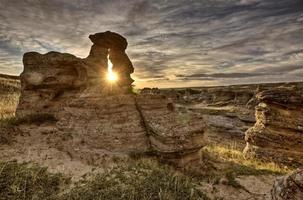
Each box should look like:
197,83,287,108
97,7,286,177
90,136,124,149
244,87,303,167
271,169,303,200
11,31,206,171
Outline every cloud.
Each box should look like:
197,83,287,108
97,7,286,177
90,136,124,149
0,0,302,87
238,0,261,6
177,72,268,79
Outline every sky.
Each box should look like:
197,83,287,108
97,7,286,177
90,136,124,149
0,0,302,88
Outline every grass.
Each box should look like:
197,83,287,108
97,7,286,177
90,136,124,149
203,144,292,175
0,159,209,200
189,143,294,189
0,160,68,200
0,147,289,199
61,158,209,200
0,81,19,144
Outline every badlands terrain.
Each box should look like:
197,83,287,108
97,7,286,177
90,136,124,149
0,31,302,200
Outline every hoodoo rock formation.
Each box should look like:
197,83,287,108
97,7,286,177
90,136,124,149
12,31,206,171
244,87,303,167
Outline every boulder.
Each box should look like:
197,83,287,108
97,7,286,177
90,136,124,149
271,169,303,200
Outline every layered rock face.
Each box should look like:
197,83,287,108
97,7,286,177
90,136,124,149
11,32,206,170
136,94,207,166
18,52,88,116
244,87,303,167
141,86,257,146
271,169,303,200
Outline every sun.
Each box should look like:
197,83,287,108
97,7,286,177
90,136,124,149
107,71,118,82
107,53,118,83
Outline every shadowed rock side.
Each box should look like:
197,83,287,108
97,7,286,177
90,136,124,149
244,87,303,167
86,31,134,86
271,169,303,200
8,31,206,173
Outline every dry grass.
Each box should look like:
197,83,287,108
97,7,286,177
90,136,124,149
204,144,292,175
0,77,20,145
0,76,20,120
189,143,294,189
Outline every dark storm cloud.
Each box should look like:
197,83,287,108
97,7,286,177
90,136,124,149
0,0,302,87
